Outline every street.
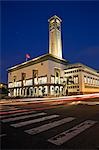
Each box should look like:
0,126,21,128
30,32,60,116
0,95,99,149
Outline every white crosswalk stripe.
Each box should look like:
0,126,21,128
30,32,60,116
1,110,36,119
48,120,97,145
11,114,59,128
25,117,75,135
2,112,47,123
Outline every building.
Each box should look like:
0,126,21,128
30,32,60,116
8,15,99,97
64,63,99,95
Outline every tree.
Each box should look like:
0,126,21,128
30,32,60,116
2,87,9,94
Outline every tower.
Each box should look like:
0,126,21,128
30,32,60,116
48,15,62,59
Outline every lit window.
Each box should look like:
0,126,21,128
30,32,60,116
34,78,38,85
51,76,54,84
26,80,32,86
56,72,59,77
38,77,47,84
13,76,16,82
42,77,47,84
74,76,78,84
84,76,87,83
60,78,63,84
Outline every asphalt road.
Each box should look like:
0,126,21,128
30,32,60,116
0,97,99,150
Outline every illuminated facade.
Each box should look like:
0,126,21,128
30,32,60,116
48,15,62,59
64,63,99,95
8,15,99,97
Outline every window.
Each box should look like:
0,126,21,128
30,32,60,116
34,88,37,93
30,89,33,96
22,73,26,80
79,69,81,72
97,79,99,86
93,78,95,85
13,76,16,82
51,76,54,84
55,68,60,84
21,73,26,86
33,70,38,85
38,78,42,84
42,77,47,84
87,77,90,84
33,70,38,78
60,78,63,84
21,89,22,95
56,72,59,77
84,76,87,83
26,79,32,86
34,78,38,85
90,78,92,84
38,76,47,84
74,75,78,84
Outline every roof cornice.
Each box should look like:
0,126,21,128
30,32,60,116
8,54,68,72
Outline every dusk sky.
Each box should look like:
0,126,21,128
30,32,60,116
1,1,99,83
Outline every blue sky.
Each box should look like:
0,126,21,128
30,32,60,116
1,1,99,83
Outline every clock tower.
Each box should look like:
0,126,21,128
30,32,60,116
48,15,62,59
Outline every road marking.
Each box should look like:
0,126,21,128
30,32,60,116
2,112,47,123
0,108,21,112
1,110,36,119
0,109,30,115
69,101,99,106
0,134,6,138
25,117,75,135
11,115,59,128
48,120,97,145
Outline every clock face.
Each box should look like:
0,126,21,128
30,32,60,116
49,18,60,31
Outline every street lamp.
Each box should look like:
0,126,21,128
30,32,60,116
0,84,3,88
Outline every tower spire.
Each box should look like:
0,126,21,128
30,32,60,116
48,15,62,59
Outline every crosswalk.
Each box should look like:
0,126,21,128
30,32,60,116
0,106,98,146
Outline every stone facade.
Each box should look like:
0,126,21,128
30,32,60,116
64,63,99,95
8,54,68,97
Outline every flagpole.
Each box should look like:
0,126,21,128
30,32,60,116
26,54,30,61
